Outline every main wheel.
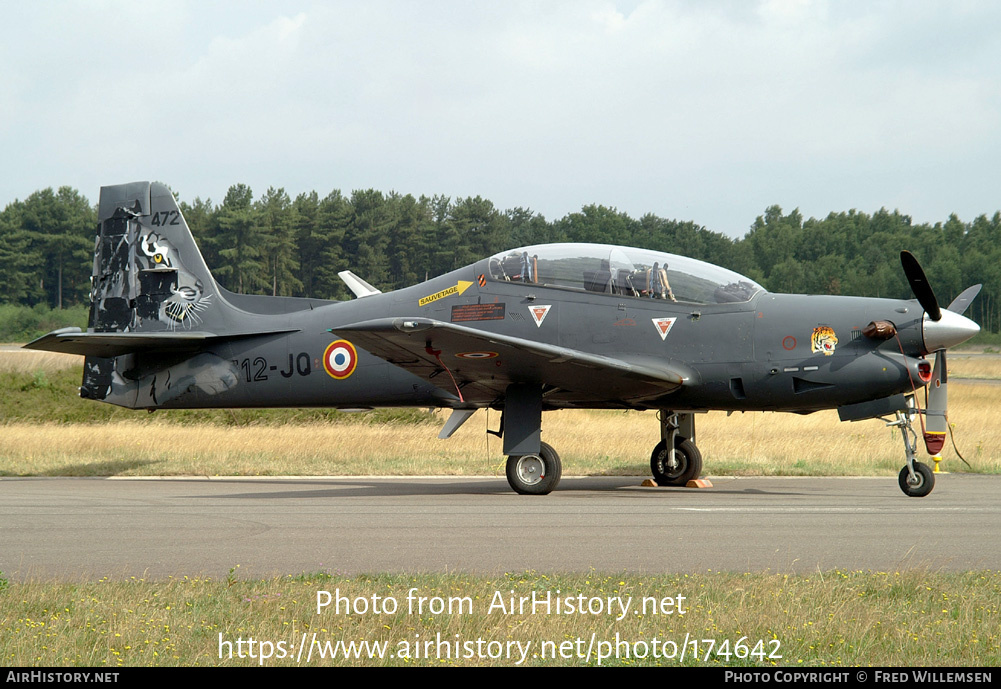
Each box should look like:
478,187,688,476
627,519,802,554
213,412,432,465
650,437,703,486
506,441,562,495
898,461,934,497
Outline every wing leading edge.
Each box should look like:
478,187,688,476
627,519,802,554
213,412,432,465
332,317,688,405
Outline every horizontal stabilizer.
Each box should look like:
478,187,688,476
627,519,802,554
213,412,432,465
23,328,215,357
23,326,298,358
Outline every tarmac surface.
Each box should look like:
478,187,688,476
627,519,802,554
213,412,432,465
2,474,999,580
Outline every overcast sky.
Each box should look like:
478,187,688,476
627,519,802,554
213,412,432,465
2,0,999,237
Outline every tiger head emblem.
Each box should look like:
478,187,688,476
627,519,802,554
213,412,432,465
138,231,211,328
811,326,838,356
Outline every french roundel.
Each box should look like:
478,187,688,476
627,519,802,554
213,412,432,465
455,351,498,359
324,340,358,379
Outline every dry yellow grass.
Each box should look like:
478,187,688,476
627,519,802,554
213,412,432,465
945,353,1001,380
2,382,997,477
0,349,81,374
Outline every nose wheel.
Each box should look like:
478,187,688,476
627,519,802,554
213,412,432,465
888,407,935,497
898,461,934,498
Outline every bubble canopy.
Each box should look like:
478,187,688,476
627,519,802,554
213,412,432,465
487,243,763,305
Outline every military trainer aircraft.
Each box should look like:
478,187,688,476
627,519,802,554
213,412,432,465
26,182,982,497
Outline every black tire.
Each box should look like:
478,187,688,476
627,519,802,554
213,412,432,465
650,437,703,486
506,441,562,495
898,461,935,497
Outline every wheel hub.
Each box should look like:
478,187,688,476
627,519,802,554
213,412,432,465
516,455,545,485
657,450,684,478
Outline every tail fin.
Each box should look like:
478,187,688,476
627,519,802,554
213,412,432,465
25,180,303,359
91,181,224,333
25,181,305,407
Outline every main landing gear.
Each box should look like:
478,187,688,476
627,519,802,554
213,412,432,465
887,402,935,498
650,411,703,486
498,399,704,494
506,442,562,495
500,383,562,495
651,437,702,486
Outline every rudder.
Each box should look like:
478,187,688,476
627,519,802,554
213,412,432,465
90,181,223,334
79,181,237,404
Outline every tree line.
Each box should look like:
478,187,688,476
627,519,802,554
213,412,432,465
2,183,999,333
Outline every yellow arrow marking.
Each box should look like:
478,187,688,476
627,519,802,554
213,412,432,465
418,280,474,307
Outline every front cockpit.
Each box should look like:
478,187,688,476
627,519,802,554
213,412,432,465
487,243,763,305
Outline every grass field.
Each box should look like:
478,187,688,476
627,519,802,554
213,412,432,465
2,571,998,667
1,395,999,478
946,355,1001,380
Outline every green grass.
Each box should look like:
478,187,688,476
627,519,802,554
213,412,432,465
2,571,997,667
0,304,88,343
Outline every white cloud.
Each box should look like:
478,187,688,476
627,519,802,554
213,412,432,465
1,0,999,235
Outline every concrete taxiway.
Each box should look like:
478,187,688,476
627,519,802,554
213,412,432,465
1,475,999,580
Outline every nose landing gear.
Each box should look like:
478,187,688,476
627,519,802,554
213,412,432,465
887,403,935,498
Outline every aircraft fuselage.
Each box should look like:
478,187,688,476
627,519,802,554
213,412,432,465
119,260,927,416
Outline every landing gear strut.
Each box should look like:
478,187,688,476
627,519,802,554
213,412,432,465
650,411,703,486
500,383,562,495
887,401,935,498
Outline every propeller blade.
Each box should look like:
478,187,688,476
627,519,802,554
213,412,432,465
947,284,982,315
924,349,947,455
900,251,942,322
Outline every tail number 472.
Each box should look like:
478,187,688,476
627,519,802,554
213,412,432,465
150,211,181,226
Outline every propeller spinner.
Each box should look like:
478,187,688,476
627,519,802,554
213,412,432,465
900,251,980,353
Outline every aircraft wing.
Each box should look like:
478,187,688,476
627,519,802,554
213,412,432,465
333,317,687,403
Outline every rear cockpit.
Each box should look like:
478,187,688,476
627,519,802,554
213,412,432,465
487,243,762,305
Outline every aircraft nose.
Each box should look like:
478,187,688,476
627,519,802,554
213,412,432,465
923,310,980,352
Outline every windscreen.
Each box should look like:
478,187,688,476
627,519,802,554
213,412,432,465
487,244,762,305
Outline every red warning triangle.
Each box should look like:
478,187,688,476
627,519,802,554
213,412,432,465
652,317,676,341
529,305,552,327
